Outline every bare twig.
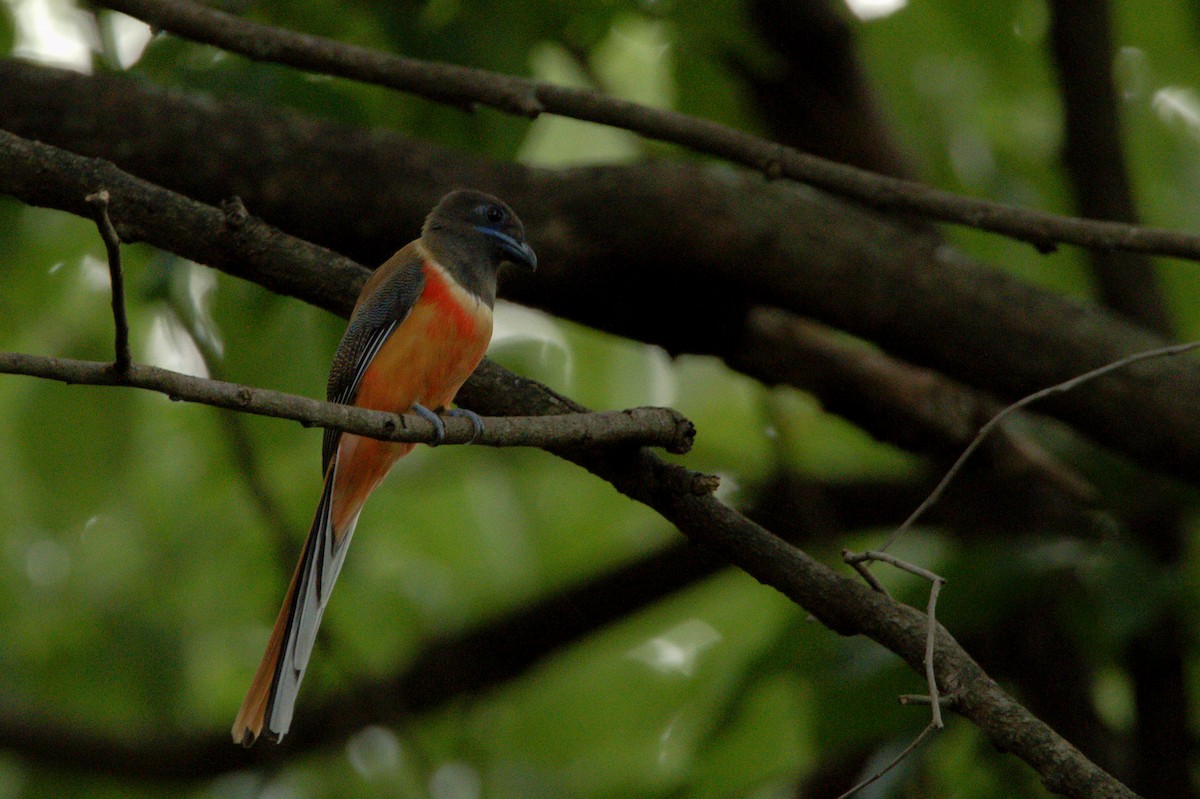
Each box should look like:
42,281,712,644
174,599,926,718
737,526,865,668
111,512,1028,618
845,550,948,727
97,0,1200,262
84,190,132,372
841,549,948,798
899,693,959,708
834,721,942,799
846,556,889,596
6,122,1200,488
924,576,946,728
881,340,1200,552
0,127,1141,798
0,351,696,453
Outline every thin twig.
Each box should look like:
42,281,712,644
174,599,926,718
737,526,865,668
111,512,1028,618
96,0,1200,262
844,550,889,596
881,340,1200,552
899,694,959,708
924,575,946,729
846,549,944,583
84,190,131,372
0,350,696,453
834,721,941,799
845,549,948,728
840,549,949,797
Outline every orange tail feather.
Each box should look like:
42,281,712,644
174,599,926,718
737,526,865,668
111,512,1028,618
231,555,304,745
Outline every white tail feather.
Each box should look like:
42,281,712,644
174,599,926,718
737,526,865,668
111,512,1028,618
265,456,359,739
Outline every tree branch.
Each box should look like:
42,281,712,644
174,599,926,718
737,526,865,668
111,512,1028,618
1049,0,1170,333
733,307,1095,504
0,356,1135,796
457,360,1137,799
98,0,1200,262
0,470,1104,780
0,146,1137,799
1048,6,1189,791
83,189,132,372
4,101,1200,486
0,350,694,453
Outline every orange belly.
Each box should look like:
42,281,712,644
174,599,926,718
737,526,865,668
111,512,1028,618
329,263,493,534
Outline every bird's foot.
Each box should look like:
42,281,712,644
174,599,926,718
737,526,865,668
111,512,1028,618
412,403,446,445
446,408,485,443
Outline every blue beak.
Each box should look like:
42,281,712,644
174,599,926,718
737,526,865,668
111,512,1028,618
476,226,538,271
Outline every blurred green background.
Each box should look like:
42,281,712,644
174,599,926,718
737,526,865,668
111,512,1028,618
2,0,1200,796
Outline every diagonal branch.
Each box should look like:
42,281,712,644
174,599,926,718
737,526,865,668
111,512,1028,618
0,351,694,452
4,118,1200,485
0,142,1135,799
99,0,1200,262
456,360,1138,799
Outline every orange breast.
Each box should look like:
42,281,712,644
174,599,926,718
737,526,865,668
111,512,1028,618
329,260,493,534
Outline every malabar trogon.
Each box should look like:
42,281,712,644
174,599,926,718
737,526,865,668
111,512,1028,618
232,190,537,746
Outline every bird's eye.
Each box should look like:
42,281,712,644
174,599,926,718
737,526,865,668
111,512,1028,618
485,205,505,224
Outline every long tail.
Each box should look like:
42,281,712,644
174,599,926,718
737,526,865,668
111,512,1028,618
232,455,359,746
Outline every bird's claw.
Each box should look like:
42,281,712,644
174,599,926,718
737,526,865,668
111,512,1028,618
412,403,446,445
446,408,485,444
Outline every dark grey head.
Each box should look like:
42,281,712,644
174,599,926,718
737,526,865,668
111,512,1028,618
421,190,537,307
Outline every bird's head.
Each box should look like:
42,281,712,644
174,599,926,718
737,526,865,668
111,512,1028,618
424,189,537,276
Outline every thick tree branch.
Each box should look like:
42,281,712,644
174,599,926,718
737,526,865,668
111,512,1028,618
457,361,1134,799
3,100,1199,486
741,0,921,182
0,132,1135,798
733,307,1095,503
1049,5,1189,792
0,118,366,316
97,0,1200,262
0,350,694,453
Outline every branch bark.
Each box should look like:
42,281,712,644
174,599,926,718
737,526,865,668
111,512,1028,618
94,0,1200,261
449,357,1144,799
2,81,1199,487
0,129,1136,798
0,469,1073,779
1049,4,1189,792
1049,0,1170,333
0,351,694,453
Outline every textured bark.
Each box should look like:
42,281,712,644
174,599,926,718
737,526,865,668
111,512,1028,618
2,59,1198,488
1049,3,1189,793
0,58,1154,797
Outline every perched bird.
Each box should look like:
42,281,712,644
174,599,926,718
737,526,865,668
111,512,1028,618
232,190,537,746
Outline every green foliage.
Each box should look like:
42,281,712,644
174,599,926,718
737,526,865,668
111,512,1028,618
0,2,12,54
3,0,1199,797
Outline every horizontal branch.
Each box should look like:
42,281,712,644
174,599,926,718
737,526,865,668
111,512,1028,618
5,108,1200,486
0,351,695,453
99,0,1200,262
0,126,367,316
732,307,1096,503
0,124,1133,799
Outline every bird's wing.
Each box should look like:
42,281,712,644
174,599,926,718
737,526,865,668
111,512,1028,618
322,245,426,469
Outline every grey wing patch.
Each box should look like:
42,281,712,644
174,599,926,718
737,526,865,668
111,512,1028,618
322,320,396,469
321,257,425,470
